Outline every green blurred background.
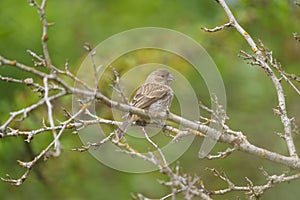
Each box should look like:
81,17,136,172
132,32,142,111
0,0,300,199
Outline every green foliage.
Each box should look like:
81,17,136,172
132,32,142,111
0,0,300,199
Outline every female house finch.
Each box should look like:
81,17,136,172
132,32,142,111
115,68,175,140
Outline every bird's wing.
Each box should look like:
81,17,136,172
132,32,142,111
131,83,170,109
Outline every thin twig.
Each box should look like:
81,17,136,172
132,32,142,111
1,102,90,185
29,0,52,68
83,43,101,92
43,77,61,156
206,147,236,159
201,22,232,32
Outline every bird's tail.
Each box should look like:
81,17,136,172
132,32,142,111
114,117,134,141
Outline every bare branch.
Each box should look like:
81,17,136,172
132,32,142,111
207,0,298,158
212,0,258,53
0,91,66,135
83,43,101,92
1,102,90,185
110,67,129,104
72,131,115,152
29,0,52,68
201,22,232,32
43,77,61,157
206,147,236,160
1,1,300,198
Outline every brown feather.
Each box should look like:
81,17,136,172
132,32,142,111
114,68,174,141
131,83,171,109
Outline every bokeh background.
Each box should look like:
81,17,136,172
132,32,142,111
0,0,300,199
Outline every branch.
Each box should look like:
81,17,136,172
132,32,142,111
2,53,299,170
127,145,211,199
0,90,66,135
213,0,258,53
206,147,236,160
29,0,52,68
83,43,101,92
1,1,300,199
43,77,61,157
90,89,300,170
1,102,91,185
110,67,129,104
205,167,300,199
206,0,298,158
2,54,300,187
201,22,232,32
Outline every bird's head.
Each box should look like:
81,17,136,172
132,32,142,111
145,68,175,85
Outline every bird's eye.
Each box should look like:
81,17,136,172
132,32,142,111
161,75,165,77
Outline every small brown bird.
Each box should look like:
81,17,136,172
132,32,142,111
115,68,175,140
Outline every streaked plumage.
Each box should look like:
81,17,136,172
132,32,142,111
115,68,174,140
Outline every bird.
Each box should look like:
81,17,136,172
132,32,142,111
114,68,175,141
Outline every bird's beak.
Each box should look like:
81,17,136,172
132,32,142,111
168,74,175,82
